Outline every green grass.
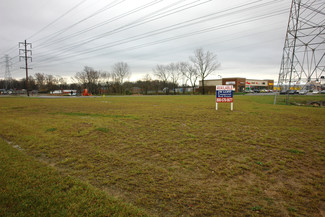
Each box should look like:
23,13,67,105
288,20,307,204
0,138,147,217
46,128,57,132
274,94,325,105
0,95,324,216
53,112,138,119
95,127,110,133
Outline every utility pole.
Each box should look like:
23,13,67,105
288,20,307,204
19,40,32,96
275,0,325,105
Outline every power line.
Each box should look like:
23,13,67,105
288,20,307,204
3,0,283,60
32,8,288,68
33,1,280,60
29,0,210,61
0,0,88,56
32,0,126,44
35,0,166,48
34,0,196,52
2,0,290,79
32,0,286,65
27,0,89,40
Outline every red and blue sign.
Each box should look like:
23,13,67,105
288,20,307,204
216,85,233,103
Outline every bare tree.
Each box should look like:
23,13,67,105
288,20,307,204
28,75,37,91
179,62,199,94
112,62,131,84
34,73,46,90
153,64,170,94
100,71,111,94
168,63,181,95
75,66,101,94
153,64,169,81
177,62,188,94
152,80,163,94
57,76,68,89
45,74,58,93
75,69,88,86
100,72,111,83
112,62,131,94
86,67,100,89
141,74,152,95
190,48,220,94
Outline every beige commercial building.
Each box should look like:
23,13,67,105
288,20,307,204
198,77,274,93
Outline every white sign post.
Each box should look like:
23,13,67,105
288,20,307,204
216,85,234,111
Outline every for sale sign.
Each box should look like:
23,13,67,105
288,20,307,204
216,85,234,111
216,85,233,103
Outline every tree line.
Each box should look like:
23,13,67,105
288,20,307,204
1,48,219,95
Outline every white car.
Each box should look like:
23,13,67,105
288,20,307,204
298,90,308,95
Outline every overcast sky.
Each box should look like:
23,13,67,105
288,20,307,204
0,0,292,82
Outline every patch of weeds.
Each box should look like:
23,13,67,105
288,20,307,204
52,112,138,119
59,157,79,167
238,164,250,171
30,109,40,113
288,207,297,212
198,149,214,156
186,133,197,138
262,167,270,171
74,130,90,137
264,197,274,205
95,127,109,133
256,161,264,166
288,127,301,132
219,148,228,154
10,106,24,110
287,149,305,154
251,206,262,211
46,128,57,132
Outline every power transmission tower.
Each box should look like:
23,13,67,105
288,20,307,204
275,0,325,104
19,40,32,96
4,55,12,90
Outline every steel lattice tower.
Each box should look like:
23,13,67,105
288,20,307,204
276,0,325,97
4,55,12,90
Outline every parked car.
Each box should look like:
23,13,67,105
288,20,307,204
0,89,8,95
254,89,260,93
312,90,320,94
321,90,325,94
245,90,253,93
298,90,308,95
288,90,298,94
280,90,288,95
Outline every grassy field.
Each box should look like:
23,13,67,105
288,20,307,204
0,95,324,216
0,138,147,217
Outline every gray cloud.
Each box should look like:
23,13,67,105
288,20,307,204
0,0,291,82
